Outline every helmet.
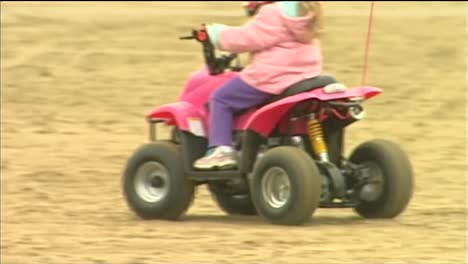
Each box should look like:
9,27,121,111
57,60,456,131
242,1,275,16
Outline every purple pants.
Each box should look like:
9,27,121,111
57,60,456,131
209,77,273,147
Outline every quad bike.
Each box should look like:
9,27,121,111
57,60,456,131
122,27,414,225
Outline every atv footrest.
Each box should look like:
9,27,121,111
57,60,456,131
320,202,356,208
187,170,242,181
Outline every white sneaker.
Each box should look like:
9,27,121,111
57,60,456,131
324,83,347,94
193,146,237,170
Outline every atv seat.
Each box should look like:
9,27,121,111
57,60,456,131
204,75,337,112
265,75,337,104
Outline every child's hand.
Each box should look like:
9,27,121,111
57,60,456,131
205,24,228,49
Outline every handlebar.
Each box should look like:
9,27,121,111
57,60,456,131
179,36,195,40
179,27,241,75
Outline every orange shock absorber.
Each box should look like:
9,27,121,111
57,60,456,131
307,114,329,162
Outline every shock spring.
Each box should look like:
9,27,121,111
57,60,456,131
307,114,329,162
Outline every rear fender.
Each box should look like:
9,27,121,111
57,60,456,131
147,102,207,137
240,86,383,137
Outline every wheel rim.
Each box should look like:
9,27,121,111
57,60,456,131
134,161,170,203
261,167,291,208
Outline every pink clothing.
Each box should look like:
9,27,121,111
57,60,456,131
217,3,323,95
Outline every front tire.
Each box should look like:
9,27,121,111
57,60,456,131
350,139,414,218
250,146,321,225
122,141,194,220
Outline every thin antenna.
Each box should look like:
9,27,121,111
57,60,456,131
361,1,375,87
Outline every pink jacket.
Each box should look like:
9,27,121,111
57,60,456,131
208,2,323,95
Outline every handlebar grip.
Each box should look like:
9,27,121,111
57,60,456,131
179,36,195,40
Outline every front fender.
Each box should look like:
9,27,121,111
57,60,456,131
240,86,383,137
147,102,207,136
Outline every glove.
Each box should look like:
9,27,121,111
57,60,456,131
204,24,227,49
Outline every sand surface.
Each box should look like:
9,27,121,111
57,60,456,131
1,2,467,263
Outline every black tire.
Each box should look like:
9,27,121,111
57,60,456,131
251,146,321,225
122,141,194,220
350,139,414,218
208,185,257,216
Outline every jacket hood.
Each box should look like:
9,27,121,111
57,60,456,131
276,2,314,43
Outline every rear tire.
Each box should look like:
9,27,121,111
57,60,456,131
250,146,321,225
208,184,257,216
122,141,194,220
350,139,414,218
